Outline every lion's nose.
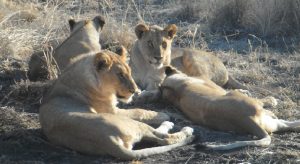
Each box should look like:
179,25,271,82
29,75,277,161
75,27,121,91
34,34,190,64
135,89,141,95
154,56,163,62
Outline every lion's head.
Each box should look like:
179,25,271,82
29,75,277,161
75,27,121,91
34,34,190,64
134,24,177,68
93,47,139,103
47,47,139,110
68,15,105,34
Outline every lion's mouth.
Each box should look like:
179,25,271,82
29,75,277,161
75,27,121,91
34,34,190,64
116,94,126,99
116,93,133,104
149,60,163,67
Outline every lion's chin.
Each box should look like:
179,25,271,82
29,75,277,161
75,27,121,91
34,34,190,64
149,61,163,68
117,94,133,104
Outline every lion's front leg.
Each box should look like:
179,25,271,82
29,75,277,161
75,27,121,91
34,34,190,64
116,108,170,125
132,89,161,104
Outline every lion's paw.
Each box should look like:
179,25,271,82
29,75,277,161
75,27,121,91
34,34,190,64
156,121,174,134
181,127,194,136
161,121,174,129
132,90,160,104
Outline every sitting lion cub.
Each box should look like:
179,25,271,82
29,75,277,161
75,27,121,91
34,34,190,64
161,66,300,150
28,15,105,81
39,49,193,160
130,23,244,91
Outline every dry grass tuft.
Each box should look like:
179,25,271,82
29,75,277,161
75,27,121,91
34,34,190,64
177,0,300,37
0,1,299,163
242,0,300,36
0,0,70,61
100,16,136,50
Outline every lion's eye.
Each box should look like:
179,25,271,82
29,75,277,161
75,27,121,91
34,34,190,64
162,41,167,49
148,40,154,48
118,73,125,80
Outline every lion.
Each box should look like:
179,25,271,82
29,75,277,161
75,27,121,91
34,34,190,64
39,49,194,160
28,15,105,81
129,23,246,92
160,66,300,150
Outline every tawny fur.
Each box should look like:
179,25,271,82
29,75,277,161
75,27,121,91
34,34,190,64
129,23,242,91
39,50,194,160
28,16,105,81
160,66,300,150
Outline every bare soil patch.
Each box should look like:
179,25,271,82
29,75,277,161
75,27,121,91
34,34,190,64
0,0,299,163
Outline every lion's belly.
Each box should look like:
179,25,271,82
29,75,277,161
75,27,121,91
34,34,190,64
179,88,262,134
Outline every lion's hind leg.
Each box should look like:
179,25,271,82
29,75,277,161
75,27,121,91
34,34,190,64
263,116,300,133
275,120,300,132
257,96,278,108
228,90,278,108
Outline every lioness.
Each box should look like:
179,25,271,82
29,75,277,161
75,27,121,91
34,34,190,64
28,15,105,81
130,23,244,91
39,49,194,160
161,66,300,150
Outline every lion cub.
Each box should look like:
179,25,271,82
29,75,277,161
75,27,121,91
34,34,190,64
160,66,300,150
28,16,105,81
39,49,193,160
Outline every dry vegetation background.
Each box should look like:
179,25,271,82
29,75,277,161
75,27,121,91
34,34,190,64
0,0,300,163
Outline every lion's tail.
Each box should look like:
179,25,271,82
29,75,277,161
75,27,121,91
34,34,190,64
200,118,300,151
202,135,271,151
112,136,194,160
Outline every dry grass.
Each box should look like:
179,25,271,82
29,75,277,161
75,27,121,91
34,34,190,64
0,0,138,61
0,0,299,163
100,16,136,50
176,0,300,37
0,0,69,60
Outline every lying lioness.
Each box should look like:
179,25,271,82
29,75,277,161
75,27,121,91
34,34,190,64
130,23,244,91
160,66,300,150
28,15,105,81
39,49,193,160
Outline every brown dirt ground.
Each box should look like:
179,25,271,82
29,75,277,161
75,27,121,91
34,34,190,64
0,52,299,164
0,0,300,163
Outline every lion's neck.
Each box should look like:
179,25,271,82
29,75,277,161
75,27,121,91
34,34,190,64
90,97,117,113
130,42,166,90
83,26,101,50
88,87,118,114
129,42,151,70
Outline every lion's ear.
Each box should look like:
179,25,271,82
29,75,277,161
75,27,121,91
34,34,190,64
164,65,178,76
135,24,149,39
93,15,106,31
68,19,76,31
115,46,127,62
94,52,112,71
164,24,177,39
